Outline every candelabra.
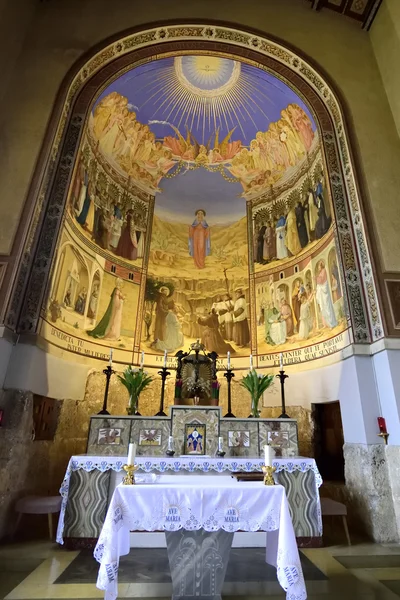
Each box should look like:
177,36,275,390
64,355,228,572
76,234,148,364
276,370,290,419
156,367,170,416
98,365,114,415
223,368,236,418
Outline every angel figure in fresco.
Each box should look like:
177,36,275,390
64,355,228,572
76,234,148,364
189,209,210,269
87,278,125,341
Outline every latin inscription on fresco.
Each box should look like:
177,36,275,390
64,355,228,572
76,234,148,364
259,332,347,367
49,326,110,360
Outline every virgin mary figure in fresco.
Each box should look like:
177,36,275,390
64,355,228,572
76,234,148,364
188,209,210,269
87,278,125,341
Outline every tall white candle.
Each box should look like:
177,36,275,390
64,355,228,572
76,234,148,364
218,436,223,451
227,351,231,369
164,350,167,367
264,444,272,467
279,352,283,370
250,354,253,370
140,351,144,368
109,348,113,366
168,435,174,451
127,442,136,465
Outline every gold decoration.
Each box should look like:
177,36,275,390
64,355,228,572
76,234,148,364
262,465,276,486
123,464,139,485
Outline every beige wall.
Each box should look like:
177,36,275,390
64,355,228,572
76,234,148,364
371,0,400,138
0,0,399,273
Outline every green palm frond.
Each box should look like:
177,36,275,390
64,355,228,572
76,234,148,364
117,366,154,397
240,370,274,402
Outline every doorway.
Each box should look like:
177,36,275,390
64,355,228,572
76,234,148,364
313,401,345,481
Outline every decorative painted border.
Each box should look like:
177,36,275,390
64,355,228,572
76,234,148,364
7,23,382,344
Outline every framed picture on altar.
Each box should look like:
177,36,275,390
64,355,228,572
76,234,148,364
228,430,250,448
267,430,289,448
139,429,162,446
97,428,122,445
184,423,206,455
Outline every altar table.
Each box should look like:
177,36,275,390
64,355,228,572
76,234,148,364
94,475,307,600
57,456,322,547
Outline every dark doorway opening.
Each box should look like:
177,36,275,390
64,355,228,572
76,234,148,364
313,401,345,481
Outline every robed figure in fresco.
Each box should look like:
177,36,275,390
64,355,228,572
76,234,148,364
232,288,250,347
116,210,138,261
197,309,234,355
88,278,125,341
315,260,337,329
155,302,184,353
189,209,210,269
153,286,171,343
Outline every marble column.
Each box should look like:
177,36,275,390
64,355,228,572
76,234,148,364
165,529,234,600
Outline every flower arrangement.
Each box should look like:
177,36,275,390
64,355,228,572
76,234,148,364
175,378,183,399
211,380,221,400
240,370,274,418
118,366,154,415
186,375,210,395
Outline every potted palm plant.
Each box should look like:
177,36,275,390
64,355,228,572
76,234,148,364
240,369,274,418
118,365,154,415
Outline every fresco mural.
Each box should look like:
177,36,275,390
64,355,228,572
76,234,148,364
88,56,317,199
144,168,249,358
39,52,350,367
255,239,347,357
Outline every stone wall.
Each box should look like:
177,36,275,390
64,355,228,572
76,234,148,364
343,443,400,543
0,388,92,539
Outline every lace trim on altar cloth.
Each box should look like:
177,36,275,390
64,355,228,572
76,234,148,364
57,456,321,544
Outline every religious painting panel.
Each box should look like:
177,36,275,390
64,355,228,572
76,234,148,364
87,417,131,456
219,419,258,457
184,423,206,455
255,237,350,367
170,406,219,456
138,428,162,446
258,420,298,458
130,418,171,456
39,224,140,363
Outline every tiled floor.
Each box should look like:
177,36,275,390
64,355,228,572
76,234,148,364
1,537,400,600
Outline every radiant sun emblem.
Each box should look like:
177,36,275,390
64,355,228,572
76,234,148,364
175,55,241,97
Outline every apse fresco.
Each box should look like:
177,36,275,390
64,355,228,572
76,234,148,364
39,53,350,367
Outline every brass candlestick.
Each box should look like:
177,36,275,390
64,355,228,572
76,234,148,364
123,464,139,485
262,465,276,486
378,432,389,445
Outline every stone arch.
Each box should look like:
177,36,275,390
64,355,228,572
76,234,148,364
6,21,382,345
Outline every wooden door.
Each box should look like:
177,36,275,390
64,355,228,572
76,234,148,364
313,401,344,481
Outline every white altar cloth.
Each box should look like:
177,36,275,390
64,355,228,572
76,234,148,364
57,455,322,544
94,475,307,600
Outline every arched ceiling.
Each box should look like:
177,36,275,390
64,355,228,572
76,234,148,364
94,55,316,147
88,53,319,198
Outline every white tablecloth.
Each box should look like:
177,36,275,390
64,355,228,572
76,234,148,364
94,475,307,600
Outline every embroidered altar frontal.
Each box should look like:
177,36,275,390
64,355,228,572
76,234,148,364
58,455,322,548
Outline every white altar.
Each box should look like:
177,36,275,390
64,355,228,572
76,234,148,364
95,475,307,600
57,455,322,548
